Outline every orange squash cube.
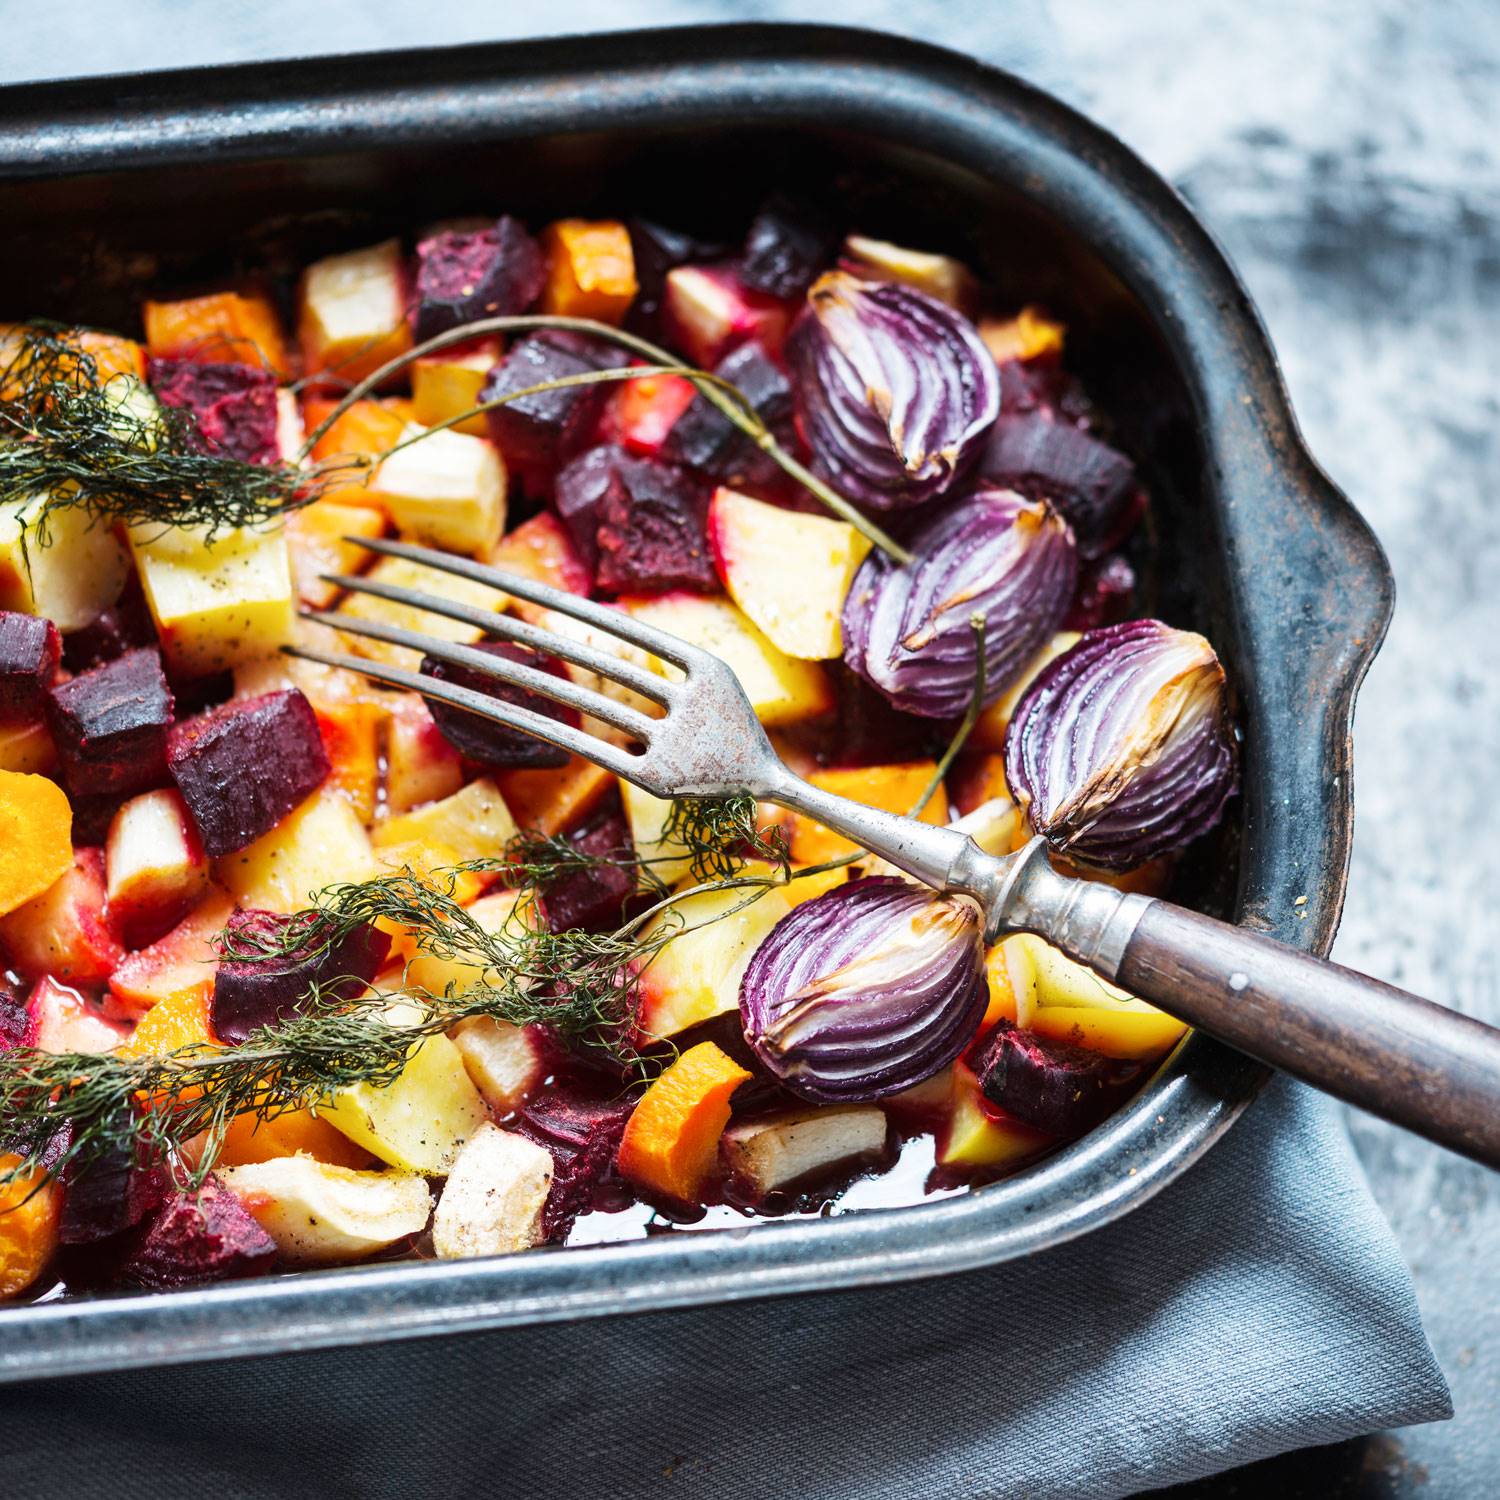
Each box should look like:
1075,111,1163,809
315,699,385,823
0,1155,62,1300
788,761,947,864
495,755,613,836
143,290,290,377
539,219,638,325
616,1041,751,1202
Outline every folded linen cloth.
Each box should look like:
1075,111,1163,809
6,1076,1448,1500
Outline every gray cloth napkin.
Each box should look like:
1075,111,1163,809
7,1076,1448,1500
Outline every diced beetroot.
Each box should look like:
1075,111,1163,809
0,847,125,986
736,193,838,300
0,976,30,1049
0,612,61,720
118,1177,278,1290
410,216,545,340
552,444,615,570
420,641,577,771
212,907,390,1045
590,450,716,596
975,1019,1144,1136
626,218,730,336
1065,553,1138,632
167,688,329,857
516,1088,636,1240
661,264,793,369
148,358,280,466
981,413,1136,558
61,573,157,674
538,806,638,934
59,1136,167,1245
661,341,793,489
482,330,631,496
996,357,1097,427
45,646,173,800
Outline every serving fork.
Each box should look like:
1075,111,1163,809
289,536,1500,1169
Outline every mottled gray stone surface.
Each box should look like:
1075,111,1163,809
2,1,1495,1493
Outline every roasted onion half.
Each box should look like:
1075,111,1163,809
1003,619,1238,869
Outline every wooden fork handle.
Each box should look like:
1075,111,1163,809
1115,902,1500,1168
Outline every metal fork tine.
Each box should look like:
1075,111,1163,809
304,609,659,742
324,571,675,707
282,644,647,782
349,534,705,669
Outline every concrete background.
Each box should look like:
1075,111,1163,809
2,1,1495,1494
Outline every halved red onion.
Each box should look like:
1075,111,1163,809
1004,620,1238,869
740,877,987,1102
786,271,1001,512
841,487,1078,719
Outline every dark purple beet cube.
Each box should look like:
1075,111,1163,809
0,975,29,1050
420,641,577,771
626,218,730,337
46,646,174,799
976,1019,1144,1137
410,216,545,341
62,572,157,674
0,612,60,720
167,688,328,857
1065,552,1138,632
117,1177,277,1290
552,444,616,570
737,193,839,300
590,450,716,596
661,341,793,488
212,908,391,1045
996,357,1097,428
540,807,637,934
148,358,280,466
517,1089,636,1239
482,330,631,495
981,412,1137,558
59,1138,167,1246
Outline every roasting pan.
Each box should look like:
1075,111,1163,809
0,22,1392,1382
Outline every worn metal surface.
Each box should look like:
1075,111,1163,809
0,25,1388,1384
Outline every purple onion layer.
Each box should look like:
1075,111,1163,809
786,271,1001,512
1003,619,1238,869
842,487,1078,719
740,877,987,1102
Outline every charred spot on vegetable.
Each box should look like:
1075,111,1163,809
213,908,391,1046
45,645,174,799
147,358,280,466
420,641,576,771
0,612,60,720
167,688,329,858
975,1019,1144,1136
410,217,545,341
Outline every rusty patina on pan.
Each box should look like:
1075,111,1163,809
0,22,1392,1382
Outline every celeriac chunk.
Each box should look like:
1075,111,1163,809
722,1105,889,1195
375,422,506,556
432,1123,553,1260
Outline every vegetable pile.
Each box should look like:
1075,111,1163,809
0,201,1237,1300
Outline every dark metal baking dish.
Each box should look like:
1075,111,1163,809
0,22,1392,1382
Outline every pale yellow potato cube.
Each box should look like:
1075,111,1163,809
324,1001,489,1174
130,520,294,677
371,776,516,863
215,789,379,913
375,422,506,557
0,497,130,632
